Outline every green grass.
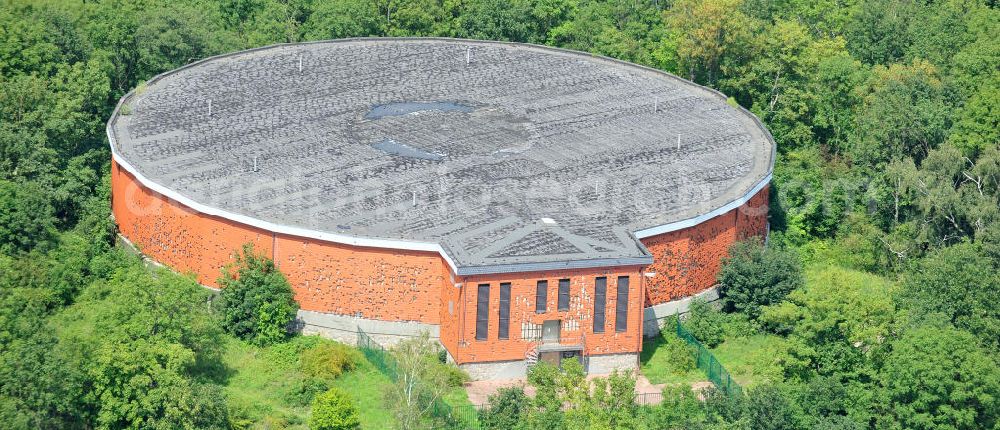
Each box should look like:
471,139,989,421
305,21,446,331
640,334,707,385
221,336,312,428
709,334,789,388
444,386,480,429
331,361,397,429
641,331,788,388
444,386,475,408
220,335,396,429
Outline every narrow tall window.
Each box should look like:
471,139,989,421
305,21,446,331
476,284,490,340
535,280,548,313
498,283,511,340
557,279,570,311
593,277,607,333
615,276,629,332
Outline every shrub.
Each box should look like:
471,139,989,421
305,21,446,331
718,238,803,320
217,243,298,346
301,342,360,380
684,299,726,347
309,388,360,430
260,414,293,429
720,312,760,338
226,401,260,430
283,376,330,407
655,316,697,374
666,336,697,374
441,363,471,387
267,336,320,367
649,384,706,428
480,386,528,430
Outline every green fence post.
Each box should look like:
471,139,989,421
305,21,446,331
675,318,742,398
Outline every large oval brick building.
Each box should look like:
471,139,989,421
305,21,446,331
108,38,774,379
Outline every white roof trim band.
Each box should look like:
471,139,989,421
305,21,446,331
633,173,772,239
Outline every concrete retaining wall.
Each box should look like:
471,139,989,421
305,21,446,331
642,286,721,337
587,353,639,374
460,359,529,380
297,309,439,346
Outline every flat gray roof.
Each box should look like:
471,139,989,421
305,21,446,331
109,38,774,274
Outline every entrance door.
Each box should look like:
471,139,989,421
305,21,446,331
540,351,561,366
542,320,560,343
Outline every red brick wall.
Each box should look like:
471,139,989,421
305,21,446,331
445,267,646,364
112,160,447,324
273,234,447,323
112,159,275,286
114,156,768,354
439,266,462,359
640,186,769,305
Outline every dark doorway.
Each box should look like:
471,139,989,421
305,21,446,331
540,351,560,366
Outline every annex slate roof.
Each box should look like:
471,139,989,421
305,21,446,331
108,38,774,273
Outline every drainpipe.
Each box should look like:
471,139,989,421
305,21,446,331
639,265,651,368
638,267,644,360
459,277,466,354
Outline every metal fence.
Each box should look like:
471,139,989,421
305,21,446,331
356,327,398,380
355,323,740,430
356,328,482,429
634,391,664,406
675,319,743,397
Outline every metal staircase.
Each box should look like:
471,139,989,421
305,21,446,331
524,332,588,371
525,343,539,367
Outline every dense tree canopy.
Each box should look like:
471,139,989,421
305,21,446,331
878,326,1000,430
900,243,1000,350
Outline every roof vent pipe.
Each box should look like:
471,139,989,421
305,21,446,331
253,156,258,172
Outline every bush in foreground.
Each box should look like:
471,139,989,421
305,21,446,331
386,333,453,429
301,341,360,380
481,386,528,430
718,238,803,319
684,299,727,347
655,317,698,374
217,243,298,346
309,387,360,430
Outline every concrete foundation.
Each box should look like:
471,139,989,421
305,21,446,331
460,359,529,380
587,353,640,374
459,352,639,380
296,310,440,347
642,286,721,337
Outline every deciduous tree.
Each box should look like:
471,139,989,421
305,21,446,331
217,243,299,346
718,239,803,319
